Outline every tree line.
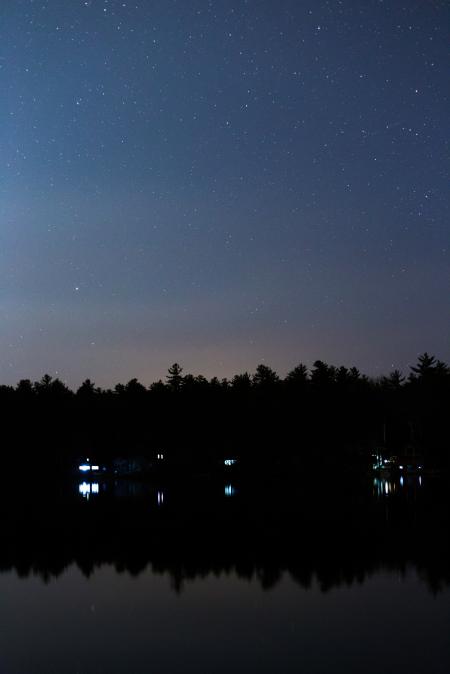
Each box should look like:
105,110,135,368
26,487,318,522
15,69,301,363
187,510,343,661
0,352,449,472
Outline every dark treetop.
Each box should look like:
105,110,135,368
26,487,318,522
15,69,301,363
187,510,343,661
2,353,450,472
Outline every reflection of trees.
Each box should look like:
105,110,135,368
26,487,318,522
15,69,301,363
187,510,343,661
1,477,450,596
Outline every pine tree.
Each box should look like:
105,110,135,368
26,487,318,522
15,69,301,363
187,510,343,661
166,363,183,390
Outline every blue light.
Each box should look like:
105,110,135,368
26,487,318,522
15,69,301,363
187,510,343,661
225,484,235,497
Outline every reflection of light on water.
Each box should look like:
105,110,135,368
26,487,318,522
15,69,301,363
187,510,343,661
373,475,422,497
157,491,164,506
79,482,99,499
224,484,235,497
373,478,397,497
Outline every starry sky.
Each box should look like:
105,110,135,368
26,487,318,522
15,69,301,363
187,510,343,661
1,0,448,387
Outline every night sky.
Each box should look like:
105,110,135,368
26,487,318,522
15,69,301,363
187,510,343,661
1,0,448,387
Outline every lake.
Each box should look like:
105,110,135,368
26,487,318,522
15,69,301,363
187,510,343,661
0,472,449,673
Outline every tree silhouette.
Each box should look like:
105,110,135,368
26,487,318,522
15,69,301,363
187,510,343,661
285,363,309,386
435,360,450,378
0,351,449,474
410,353,436,379
349,367,361,381
385,370,404,389
167,363,183,391
35,373,53,392
149,379,166,394
253,364,279,388
125,378,147,396
16,379,34,397
381,370,405,390
231,372,252,391
77,379,96,397
311,360,335,387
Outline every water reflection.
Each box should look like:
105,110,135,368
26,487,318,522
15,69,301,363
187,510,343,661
78,481,100,499
2,472,450,599
224,484,236,497
373,474,422,498
373,477,398,497
75,475,427,505
76,479,238,502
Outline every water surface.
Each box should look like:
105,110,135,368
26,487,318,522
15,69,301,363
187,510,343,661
1,472,449,673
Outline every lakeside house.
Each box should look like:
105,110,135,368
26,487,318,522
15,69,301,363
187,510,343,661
78,458,103,476
372,452,424,475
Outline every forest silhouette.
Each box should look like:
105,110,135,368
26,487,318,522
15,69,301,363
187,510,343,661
1,353,449,597
1,352,449,475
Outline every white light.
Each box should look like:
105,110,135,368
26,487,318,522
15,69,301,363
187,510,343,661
224,459,236,466
91,465,99,471
157,491,164,505
79,482,99,499
79,464,91,472
79,482,91,498
225,484,235,497
399,465,403,470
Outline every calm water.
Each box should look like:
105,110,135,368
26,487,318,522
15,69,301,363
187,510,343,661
1,472,450,673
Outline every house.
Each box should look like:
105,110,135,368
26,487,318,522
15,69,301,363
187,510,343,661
112,455,152,476
78,458,103,476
